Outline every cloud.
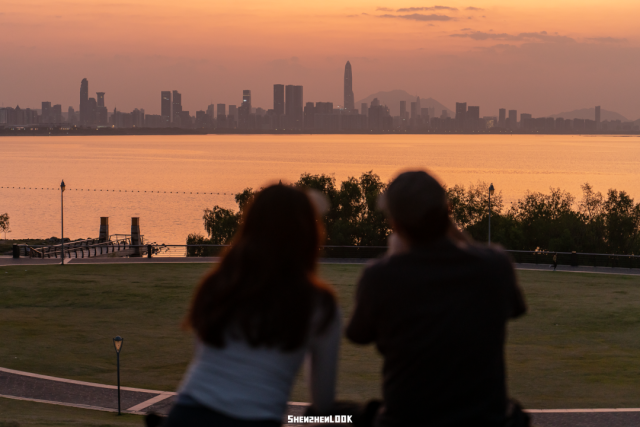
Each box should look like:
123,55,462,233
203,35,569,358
465,7,483,11
396,6,457,12
346,14,359,17
380,13,454,21
587,37,627,43
376,7,393,11
451,30,574,43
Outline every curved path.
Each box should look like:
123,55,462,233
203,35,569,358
2,367,640,426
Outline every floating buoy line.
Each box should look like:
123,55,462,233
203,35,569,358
0,186,235,196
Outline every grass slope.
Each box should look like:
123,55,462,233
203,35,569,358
1,262,640,426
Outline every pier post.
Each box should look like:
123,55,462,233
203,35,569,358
99,217,110,242
131,217,142,257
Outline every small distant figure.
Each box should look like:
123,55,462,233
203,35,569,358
552,253,558,271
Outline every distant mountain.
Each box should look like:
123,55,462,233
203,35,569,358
356,90,453,117
549,108,629,122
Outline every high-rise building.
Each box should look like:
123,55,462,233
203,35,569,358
304,102,315,130
52,104,62,123
508,110,518,129
96,92,105,108
87,97,97,125
595,106,601,130
79,78,89,125
161,91,171,126
416,97,421,115
274,84,285,116
361,103,368,116
172,90,182,125
455,102,467,130
410,102,418,119
239,90,252,129
400,101,407,119
67,106,76,124
95,92,107,126
498,108,506,128
41,102,52,123
285,85,303,129
467,106,480,131
216,104,226,128
344,61,355,111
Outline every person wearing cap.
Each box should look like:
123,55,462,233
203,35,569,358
346,170,528,427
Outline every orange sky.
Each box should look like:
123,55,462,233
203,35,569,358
2,0,640,119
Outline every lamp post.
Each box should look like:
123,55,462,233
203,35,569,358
113,336,124,415
488,183,495,244
60,180,65,264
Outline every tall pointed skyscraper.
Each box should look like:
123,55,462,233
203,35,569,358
79,78,89,125
344,61,355,111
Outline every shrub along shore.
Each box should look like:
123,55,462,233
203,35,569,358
188,172,640,255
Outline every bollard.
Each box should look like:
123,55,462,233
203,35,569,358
147,245,152,258
12,244,20,259
99,217,109,242
131,217,141,257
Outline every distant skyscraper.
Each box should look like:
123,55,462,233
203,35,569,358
285,85,303,129
274,84,285,116
41,102,52,123
416,97,421,115
242,90,251,110
400,101,407,119
96,92,105,108
67,106,76,124
361,103,367,116
52,104,62,123
508,110,518,129
344,61,355,111
172,90,182,125
239,90,252,129
216,104,226,128
498,108,506,128
455,102,467,130
595,106,601,129
161,91,171,126
79,78,89,125
410,102,418,119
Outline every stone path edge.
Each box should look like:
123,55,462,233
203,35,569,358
3,367,640,416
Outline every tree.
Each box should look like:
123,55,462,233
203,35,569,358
0,213,9,240
202,206,240,244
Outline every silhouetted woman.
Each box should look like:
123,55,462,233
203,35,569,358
162,184,340,427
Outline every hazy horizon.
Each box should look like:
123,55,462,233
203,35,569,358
3,0,640,119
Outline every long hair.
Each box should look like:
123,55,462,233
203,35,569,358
184,184,336,351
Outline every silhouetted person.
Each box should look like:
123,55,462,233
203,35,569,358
552,253,558,271
346,170,529,427
157,185,340,427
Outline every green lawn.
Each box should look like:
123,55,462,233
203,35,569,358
0,398,143,427
2,262,640,425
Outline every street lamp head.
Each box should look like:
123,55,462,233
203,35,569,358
489,183,495,196
113,336,123,354
60,180,66,192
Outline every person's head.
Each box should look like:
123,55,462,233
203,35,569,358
185,184,335,351
380,170,451,245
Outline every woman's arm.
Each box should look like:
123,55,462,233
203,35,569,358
305,309,342,414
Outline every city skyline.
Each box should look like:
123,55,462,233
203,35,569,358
2,1,640,119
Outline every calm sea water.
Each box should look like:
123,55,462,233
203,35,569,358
1,134,639,243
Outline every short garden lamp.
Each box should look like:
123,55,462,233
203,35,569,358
113,336,123,415
488,183,495,244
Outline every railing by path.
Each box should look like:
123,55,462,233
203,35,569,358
13,242,640,269
118,245,640,269
22,235,144,259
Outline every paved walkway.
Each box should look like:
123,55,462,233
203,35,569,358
3,256,640,277
2,367,640,426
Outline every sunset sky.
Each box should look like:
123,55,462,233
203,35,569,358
3,0,640,119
